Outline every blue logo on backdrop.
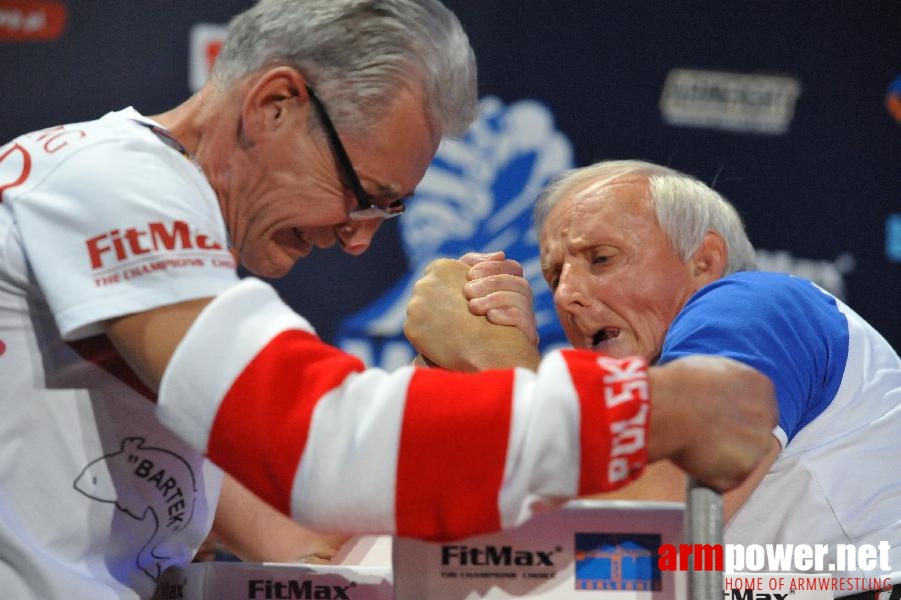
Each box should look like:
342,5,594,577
336,97,574,368
574,533,663,591
887,214,901,262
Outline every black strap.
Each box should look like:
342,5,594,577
130,119,192,160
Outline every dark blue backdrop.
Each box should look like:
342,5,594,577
2,0,898,352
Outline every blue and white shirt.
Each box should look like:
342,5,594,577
661,271,900,589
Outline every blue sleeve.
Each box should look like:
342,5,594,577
659,272,849,442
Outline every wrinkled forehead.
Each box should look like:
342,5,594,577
351,85,441,197
539,175,655,240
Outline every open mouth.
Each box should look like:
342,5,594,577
592,327,621,347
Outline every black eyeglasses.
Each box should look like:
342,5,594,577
305,84,405,221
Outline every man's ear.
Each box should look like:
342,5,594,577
689,230,728,286
239,66,309,143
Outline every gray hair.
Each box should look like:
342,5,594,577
210,0,478,137
534,160,758,275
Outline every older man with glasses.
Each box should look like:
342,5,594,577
0,2,777,598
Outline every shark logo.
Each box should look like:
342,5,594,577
74,437,198,581
336,96,574,368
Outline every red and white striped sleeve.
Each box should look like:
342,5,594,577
157,278,650,541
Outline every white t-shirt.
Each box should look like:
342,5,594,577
0,108,240,599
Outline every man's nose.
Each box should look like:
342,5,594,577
335,219,381,255
554,264,590,310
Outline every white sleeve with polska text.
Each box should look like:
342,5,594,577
157,277,651,541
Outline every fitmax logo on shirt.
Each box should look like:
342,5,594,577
85,220,223,269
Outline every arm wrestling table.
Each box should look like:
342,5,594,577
154,482,723,600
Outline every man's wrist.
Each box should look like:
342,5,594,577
645,362,687,464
